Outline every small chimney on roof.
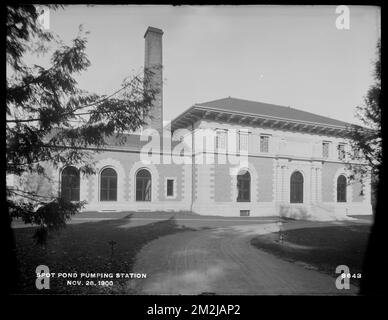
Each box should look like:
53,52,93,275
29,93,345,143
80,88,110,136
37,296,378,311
144,26,163,135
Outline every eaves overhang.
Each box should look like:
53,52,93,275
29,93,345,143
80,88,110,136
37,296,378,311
170,104,353,137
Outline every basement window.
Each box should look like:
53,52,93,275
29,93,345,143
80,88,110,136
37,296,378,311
240,210,250,217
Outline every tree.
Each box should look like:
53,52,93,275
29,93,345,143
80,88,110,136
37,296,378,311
347,39,383,296
6,5,158,245
346,39,381,207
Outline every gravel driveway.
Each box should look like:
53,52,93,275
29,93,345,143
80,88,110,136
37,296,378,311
127,222,359,295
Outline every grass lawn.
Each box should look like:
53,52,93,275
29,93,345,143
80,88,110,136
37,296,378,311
12,214,193,294
250,223,372,286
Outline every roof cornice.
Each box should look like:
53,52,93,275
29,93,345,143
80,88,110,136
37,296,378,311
170,104,353,137
193,105,349,130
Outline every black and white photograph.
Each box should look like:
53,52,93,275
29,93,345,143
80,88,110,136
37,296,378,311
6,4,382,298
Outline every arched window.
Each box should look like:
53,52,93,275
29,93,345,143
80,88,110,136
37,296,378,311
337,175,347,202
136,169,151,201
290,171,303,203
100,168,117,201
61,166,80,201
237,170,251,202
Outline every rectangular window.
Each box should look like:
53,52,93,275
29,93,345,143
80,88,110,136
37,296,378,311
260,135,270,153
322,141,330,158
167,179,174,197
353,147,360,159
240,210,250,217
338,144,346,160
216,129,227,151
238,131,249,152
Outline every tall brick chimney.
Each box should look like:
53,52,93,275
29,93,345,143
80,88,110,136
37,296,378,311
144,26,163,135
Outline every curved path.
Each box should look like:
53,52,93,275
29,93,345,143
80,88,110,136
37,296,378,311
127,222,359,295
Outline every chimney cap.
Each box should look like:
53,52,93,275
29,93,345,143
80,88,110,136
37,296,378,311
144,26,164,38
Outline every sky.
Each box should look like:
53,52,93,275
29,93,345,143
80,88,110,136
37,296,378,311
30,5,380,125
